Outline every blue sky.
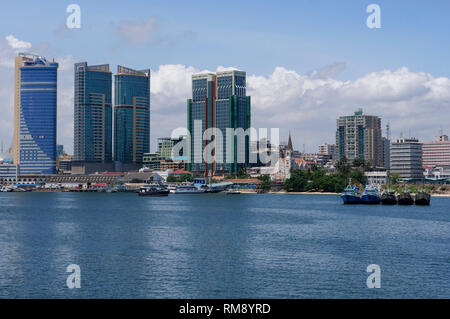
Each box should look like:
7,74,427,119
0,0,449,153
1,0,449,78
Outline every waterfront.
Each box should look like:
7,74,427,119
0,193,449,298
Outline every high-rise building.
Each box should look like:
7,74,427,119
336,108,382,167
74,62,112,163
390,138,423,179
422,133,450,168
114,66,150,164
13,53,58,175
187,70,251,175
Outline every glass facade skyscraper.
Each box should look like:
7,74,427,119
74,62,112,163
187,70,251,175
114,66,150,164
13,53,58,175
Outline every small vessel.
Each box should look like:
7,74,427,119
414,191,431,206
381,191,397,205
226,189,241,195
397,191,414,205
341,186,361,204
138,183,170,196
361,186,381,204
174,184,205,194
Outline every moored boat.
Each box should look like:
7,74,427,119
397,192,414,205
138,183,170,196
414,191,431,206
341,186,361,204
381,191,397,205
174,184,205,194
361,186,381,204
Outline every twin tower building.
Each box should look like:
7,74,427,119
13,53,250,175
73,63,150,172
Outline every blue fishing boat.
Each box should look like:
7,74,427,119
341,186,361,204
361,186,381,204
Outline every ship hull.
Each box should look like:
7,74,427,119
381,194,397,205
415,192,431,206
398,193,414,205
138,190,169,196
361,194,381,204
341,194,361,204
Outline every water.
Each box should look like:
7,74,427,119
0,192,449,298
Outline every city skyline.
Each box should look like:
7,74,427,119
0,1,450,154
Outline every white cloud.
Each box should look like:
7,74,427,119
5,34,32,50
149,64,450,152
1,50,449,154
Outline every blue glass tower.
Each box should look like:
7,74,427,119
74,62,112,163
114,66,150,164
14,53,58,175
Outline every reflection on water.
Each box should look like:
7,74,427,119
0,192,449,298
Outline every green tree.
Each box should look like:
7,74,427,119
337,157,351,175
258,174,271,191
285,170,308,192
389,172,401,184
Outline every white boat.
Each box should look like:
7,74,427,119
174,184,205,194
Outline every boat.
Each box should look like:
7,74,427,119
138,183,170,196
226,189,241,195
341,186,361,204
397,191,414,205
381,171,397,205
415,191,431,206
361,186,381,204
381,191,397,205
174,184,205,194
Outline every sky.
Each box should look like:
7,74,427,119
0,0,449,154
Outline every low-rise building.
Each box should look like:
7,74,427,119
422,134,450,168
365,171,387,186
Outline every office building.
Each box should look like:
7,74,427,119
114,66,150,165
422,134,450,168
336,108,383,167
390,138,423,179
74,62,112,163
13,53,58,175
187,70,251,175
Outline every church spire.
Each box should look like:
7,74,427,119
287,131,293,152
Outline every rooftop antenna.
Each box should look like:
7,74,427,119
303,144,306,154
1,140,3,154
386,122,390,140
408,128,411,138
439,126,443,136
